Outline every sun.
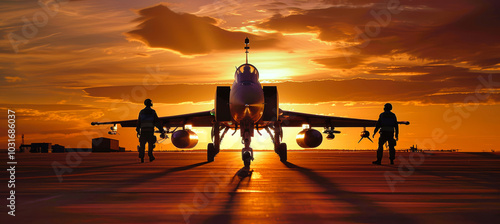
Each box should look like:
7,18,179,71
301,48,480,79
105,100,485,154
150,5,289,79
259,68,294,81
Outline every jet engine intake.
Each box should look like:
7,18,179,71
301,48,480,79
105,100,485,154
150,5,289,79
296,129,323,148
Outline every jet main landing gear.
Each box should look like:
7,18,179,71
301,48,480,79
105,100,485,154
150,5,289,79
272,121,287,162
207,123,221,162
278,143,287,162
207,143,216,162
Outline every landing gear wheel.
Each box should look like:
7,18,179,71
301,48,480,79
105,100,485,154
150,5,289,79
207,143,216,162
279,143,287,162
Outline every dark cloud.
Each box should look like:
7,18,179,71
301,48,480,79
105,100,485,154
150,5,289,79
258,0,500,67
126,4,282,55
83,66,500,105
256,6,370,41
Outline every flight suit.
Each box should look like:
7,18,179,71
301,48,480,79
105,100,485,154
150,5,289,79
137,107,161,160
374,111,398,162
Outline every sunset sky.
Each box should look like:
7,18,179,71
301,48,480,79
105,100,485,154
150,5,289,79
1,0,499,152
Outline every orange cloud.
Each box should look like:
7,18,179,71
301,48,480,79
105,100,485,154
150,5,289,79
4,76,25,83
258,0,500,67
313,56,366,69
126,4,283,55
82,66,500,105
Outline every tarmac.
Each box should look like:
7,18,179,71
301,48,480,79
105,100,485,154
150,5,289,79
2,151,499,224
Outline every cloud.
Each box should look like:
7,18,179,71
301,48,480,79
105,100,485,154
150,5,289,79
312,56,366,69
257,0,500,67
83,84,217,104
126,4,283,55
83,66,500,105
0,103,98,112
4,76,25,83
0,103,104,138
256,6,370,41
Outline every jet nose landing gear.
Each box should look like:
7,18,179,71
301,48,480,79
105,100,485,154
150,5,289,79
242,150,252,168
241,125,254,168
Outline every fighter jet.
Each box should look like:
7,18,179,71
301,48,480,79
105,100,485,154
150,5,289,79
91,38,409,168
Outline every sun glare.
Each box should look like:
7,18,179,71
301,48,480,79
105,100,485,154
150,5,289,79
259,68,294,80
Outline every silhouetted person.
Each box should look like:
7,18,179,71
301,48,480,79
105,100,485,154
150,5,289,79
372,103,398,165
137,99,164,163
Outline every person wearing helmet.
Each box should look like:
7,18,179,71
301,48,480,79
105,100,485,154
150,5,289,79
136,99,164,163
372,103,399,165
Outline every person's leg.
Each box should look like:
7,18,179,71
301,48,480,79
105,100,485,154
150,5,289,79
148,135,156,161
373,134,386,164
377,136,387,161
388,134,396,164
139,136,146,162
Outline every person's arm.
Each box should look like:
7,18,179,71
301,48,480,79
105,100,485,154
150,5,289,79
153,111,165,135
373,115,381,138
394,114,399,141
136,111,141,137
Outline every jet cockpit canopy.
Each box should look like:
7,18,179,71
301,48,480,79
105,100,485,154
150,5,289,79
235,64,259,83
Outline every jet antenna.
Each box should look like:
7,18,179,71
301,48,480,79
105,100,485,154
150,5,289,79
244,37,250,64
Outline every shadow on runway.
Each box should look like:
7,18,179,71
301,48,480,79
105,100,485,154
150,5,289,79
463,152,500,159
282,161,417,224
27,160,212,222
21,162,140,181
232,167,254,182
412,167,500,190
202,167,253,224
168,161,211,172
128,161,211,184
75,162,139,173
406,152,500,190
81,161,211,191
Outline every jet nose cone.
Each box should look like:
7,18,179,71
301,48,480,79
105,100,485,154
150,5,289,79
229,83,265,122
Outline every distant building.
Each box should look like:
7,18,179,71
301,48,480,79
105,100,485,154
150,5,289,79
52,144,66,153
19,144,30,153
30,143,52,153
92,137,122,152
408,145,421,152
19,134,29,152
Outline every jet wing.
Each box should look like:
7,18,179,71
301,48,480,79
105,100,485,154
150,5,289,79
91,110,214,128
280,110,409,128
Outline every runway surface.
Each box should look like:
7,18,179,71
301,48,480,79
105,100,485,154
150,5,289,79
2,151,499,224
